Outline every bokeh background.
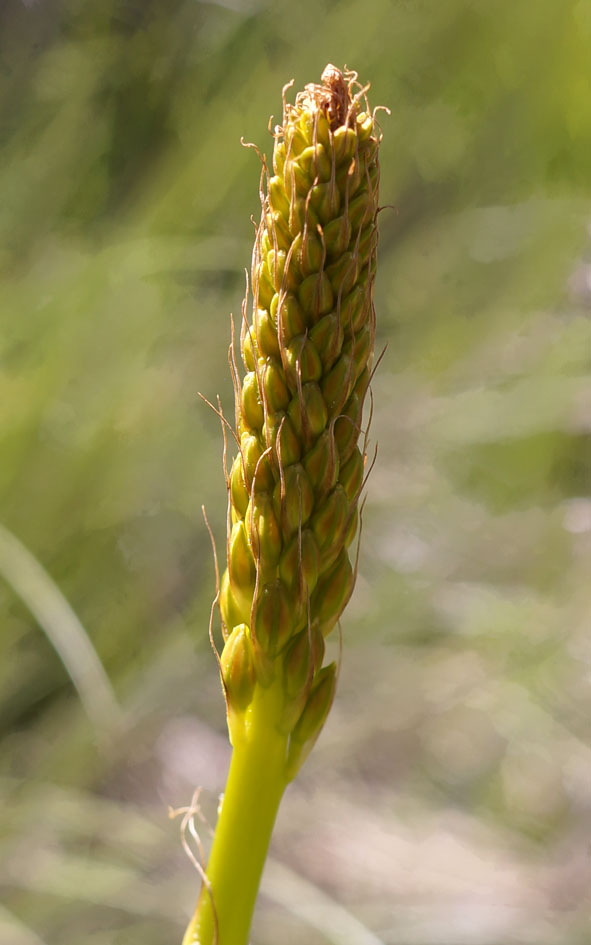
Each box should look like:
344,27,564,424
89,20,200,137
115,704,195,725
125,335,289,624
1,1,590,943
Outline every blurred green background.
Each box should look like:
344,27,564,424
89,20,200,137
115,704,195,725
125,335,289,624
1,1,590,943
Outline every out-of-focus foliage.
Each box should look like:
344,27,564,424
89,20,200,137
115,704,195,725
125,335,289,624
1,1,589,943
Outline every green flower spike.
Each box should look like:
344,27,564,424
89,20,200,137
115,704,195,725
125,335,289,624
182,64,384,945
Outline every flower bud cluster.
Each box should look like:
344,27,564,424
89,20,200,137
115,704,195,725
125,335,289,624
219,66,381,770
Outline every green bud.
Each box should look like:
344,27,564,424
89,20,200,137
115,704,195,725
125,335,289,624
272,462,315,538
293,662,336,741
356,222,377,263
297,144,331,183
333,393,362,463
245,492,282,577
336,153,367,198
289,156,313,197
284,335,323,388
338,280,370,336
230,454,249,518
256,261,275,309
252,580,294,659
282,629,311,707
240,432,274,492
262,358,290,412
310,484,349,556
322,214,352,258
219,567,250,634
278,628,322,733
297,109,315,144
321,353,356,418
228,520,256,593
309,312,343,371
286,663,337,779
268,248,299,293
241,371,264,431
298,271,334,319
293,227,324,276
288,195,320,238
356,111,374,143
299,107,331,150
240,432,262,482
346,189,373,230
339,446,364,501
272,140,286,176
303,428,339,498
326,250,358,297
343,322,372,380
266,210,291,251
312,549,353,636
343,506,358,549
274,291,307,344
265,410,302,467
287,381,328,442
220,624,256,715
269,175,290,217
333,125,357,163
241,326,257,370
254,307,280,359
309,181,340,224
279,528,320,598
286,124,310,157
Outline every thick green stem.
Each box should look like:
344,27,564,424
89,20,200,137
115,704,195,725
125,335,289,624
182,684,289,945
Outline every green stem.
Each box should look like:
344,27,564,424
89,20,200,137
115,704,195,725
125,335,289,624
182,684,289,945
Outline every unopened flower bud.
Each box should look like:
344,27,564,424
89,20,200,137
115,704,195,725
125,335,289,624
286,662,337,779
220,624,256,716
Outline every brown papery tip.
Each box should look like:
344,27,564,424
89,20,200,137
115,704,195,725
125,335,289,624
298,63,361,131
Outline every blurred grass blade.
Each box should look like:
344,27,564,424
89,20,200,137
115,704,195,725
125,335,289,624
0,522,122,734
0,905,49,945
264,857,385,945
